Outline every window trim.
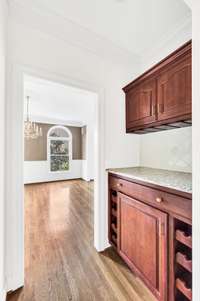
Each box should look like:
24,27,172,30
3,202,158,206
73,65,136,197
47,125,72,173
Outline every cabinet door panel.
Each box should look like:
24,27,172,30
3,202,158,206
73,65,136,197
118,193,167,301
126,79,156,130
157,55,191,121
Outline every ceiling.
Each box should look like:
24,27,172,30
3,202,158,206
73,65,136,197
24,75,97,125
10,0,191,55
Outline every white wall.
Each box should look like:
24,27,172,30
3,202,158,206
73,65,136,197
140,17,191,74
140,127,192,172
139,24,192,173
6,4,140,291
0,0,7,299
24,160,82,184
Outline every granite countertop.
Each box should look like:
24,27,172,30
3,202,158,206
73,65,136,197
108,167,192,195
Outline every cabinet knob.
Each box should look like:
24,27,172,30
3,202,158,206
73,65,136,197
156,197,163,203
117,183,123,188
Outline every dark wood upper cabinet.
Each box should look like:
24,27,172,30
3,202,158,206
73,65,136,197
157,54,191,121
118,192,167,301
126,79,156,129
123,41,192,134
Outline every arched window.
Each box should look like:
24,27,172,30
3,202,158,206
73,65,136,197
47,125,72,172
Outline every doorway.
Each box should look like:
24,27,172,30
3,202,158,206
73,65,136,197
5,67,107,292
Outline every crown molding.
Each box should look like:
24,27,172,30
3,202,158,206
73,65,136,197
7,0,140,67
140,15,192,72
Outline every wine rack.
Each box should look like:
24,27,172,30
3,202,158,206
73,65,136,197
109,189,118,248
173,219,192,301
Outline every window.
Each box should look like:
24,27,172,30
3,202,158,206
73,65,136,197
47,126,72,172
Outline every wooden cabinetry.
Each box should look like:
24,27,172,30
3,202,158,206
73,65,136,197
126,79,156,129
123,41,192,134
108,173,192,301
169,217,192,301
118,193,167,301
157,54,191,121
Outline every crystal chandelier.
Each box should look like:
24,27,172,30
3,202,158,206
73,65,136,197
24,96,42,139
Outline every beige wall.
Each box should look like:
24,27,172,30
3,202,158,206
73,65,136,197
24,123,83,161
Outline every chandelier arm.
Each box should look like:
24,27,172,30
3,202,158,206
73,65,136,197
24,96,42,139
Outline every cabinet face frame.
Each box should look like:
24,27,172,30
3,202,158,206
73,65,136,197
118,192,168,301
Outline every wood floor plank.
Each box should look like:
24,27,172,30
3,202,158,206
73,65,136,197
7,179,155,301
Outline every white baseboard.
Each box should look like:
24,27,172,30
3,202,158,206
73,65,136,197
0,289,6,301
95,239,110,252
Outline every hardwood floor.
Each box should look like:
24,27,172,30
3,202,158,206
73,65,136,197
7,179,155,301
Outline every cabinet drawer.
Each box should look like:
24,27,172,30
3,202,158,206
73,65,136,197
109,175,191,220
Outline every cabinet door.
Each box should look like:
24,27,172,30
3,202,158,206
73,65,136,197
157,54,191,121
126,79,156,130
118,193,167,301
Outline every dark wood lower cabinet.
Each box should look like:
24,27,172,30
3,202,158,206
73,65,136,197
108,174,192,301
169,217,192,301
118,193,167,301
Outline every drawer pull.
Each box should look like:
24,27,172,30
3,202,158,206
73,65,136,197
156,197,163,203
117,183,123,188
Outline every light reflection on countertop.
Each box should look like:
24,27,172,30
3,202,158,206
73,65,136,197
107,167,192,194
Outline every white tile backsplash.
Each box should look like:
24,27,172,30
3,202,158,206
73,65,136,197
140,127,192,173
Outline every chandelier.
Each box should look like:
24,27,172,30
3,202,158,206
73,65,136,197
24,96,42,139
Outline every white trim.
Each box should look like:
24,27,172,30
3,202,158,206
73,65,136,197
0,289,6,301
5,63,108,292
5,65,25,292
47,124,72,139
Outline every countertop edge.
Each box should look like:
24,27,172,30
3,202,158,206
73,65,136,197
108,171,192,199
